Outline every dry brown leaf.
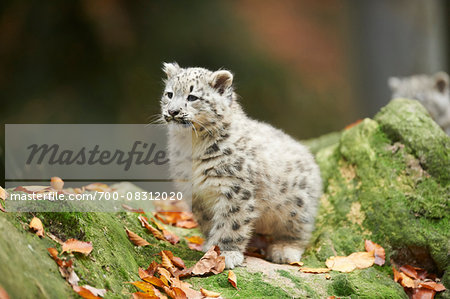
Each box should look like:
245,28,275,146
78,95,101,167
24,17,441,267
158,268,172,285
122,204,145,214
80,285,106,297
142,276,166,288
200,288,220,298
62,239,93,255
175,220,198,229
138,215,166,241
411,288,436,299
399,272,415,288
185,236,204,245
299,267,330,273
72,285,101,299
50,177,64,190
399,265,421,280
419,281,446,292
160,251,176,270
393,266,402,282
162,229,180,245
47,248,73,268
132,292,160,299
84,183,110,192
154,212,198,228
325,256,356,273
0,186,8,200
364,240,385,266
138,268,151,280
163,286,186,299
144,261,160,277
127,281,157,294
68,271,80,286
150,218,165,231
228,270,238,289
191,246,225,275
126,228,150,246
289,261,304,267
348,251,375,269
29,217,44,237
159,251,185,269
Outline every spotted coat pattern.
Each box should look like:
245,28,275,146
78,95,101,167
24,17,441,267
160,63,322,268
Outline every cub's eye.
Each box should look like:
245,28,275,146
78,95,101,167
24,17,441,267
166,92,173,99
187,95,199,102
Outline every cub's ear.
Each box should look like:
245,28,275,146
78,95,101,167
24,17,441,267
210,70,233,94
434,71,449,93
162,62,180,79
388,77,401,90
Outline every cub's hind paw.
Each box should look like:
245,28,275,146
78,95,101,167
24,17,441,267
266,243,304,264
221,250,244,269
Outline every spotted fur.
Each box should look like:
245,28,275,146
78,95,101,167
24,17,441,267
389,72,450,135
161,62,322,268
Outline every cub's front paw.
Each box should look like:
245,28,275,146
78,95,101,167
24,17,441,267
221,251,244,269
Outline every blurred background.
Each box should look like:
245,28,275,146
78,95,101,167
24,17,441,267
0,0,449,184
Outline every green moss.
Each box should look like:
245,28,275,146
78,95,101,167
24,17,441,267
277,270,321,298
188,269,292,298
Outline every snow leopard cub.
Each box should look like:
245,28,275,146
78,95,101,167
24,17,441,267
389,72,450,135
160,62,322,269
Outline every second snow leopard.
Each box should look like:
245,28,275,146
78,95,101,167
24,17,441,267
160,63,322,269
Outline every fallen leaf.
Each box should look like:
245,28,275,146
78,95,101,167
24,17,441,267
325,256,356,273
185,236,204,245
200,288,220,298
175,220,198,229
50,177,64,190
348,251,375,269
159,251,185,269
29,217,44,237
419,281,446,292
398,272,415,288
191,246,225,275
364,240,385,266
149,218,165,231
47,248,72,268
0,186,8,200
228,270,238,289
325,274,331,280
142,276,166,288
299,267,330,273
84,183,110,192
62,239,93,255
144,261,160,277
122,204,145,214
162,229,180,245
187,243,203,251
158,267,172,285
411,288,435,299
160,251,176,271
393,266,402,282
138,216,166,241
0,205,5,213
68,271,80,286
14,185,51,194
132,292,160,299
72,285,101,299
289,261,304,267
162,286,186,299
126,228,150,246
127,281,157,294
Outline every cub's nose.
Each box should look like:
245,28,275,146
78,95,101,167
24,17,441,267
168,109,180,117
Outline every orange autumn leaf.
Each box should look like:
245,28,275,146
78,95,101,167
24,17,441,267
126,228,150,247
159,251,186,269
157,267,172,285
191,246,225,275
62,239,93,255
160,251,176,270
0,186,8,200
163,286,186,299
132,292,160,299
127,281,157,294
200,288,220,298
185,236,204,245
149,218,165,231
84,183,110,192
175,220,198,229
72,285,101,299
325,251,374,273
50,177,64,190
162,229,179,245
228,270,238,289
154,211,198,228
29,217,44,238
144,261,160,277
138,216,165,241
142,276,166,288
364,240,385,266
80,285,106,297
299,267,330,274
419,281,446,292
393,266,402,282
398,272,415,288
411,288,436,299
0,286,10,299
289,261,304,267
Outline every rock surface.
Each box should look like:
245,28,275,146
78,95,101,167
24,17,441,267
0,98,448,298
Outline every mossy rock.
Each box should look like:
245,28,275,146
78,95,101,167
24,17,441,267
0,98,448,298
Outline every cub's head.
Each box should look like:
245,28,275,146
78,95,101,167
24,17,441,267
160,62,234,128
